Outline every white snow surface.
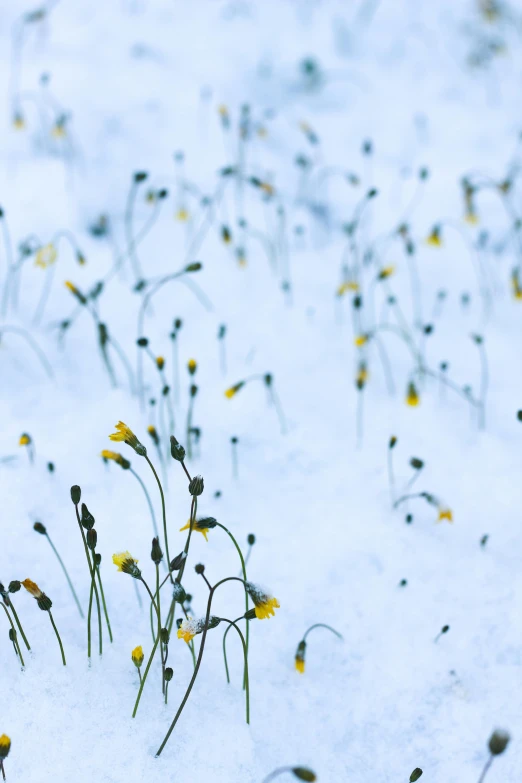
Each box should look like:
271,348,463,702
1,1,522,781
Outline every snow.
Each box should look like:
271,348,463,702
1,0,521,781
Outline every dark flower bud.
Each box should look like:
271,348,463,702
169,551,186,571
405,514,413,524
409,770,423,782
160,628,170,644
94,553,102,566
264,373,273,387
37,594,53,611
185,262,202,273
174,318,182,330
244,608,257,620
137,337,149,347
81,503,95,530
134,171,148,183
517,410,522,422
353,295,362,309
197,517,217,530
70,485,81,505
188,475,204,496
164,667,173,682
151,537,163,565
367,188,378,199
170,436,186,462
292,768,316,781
207,616,221,630
8,581,21,593
218,324,226,339
190,384,198,398
389,436,397,449
231,436,238,444
488,729,510,756
33,521,47,535
194,563,205,574
171,583,186,604
410,457,424,470
176,618,183,630
87,529,97,550
247,533,256,546
47,462,55,473
9,628,17,642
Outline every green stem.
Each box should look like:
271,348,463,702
46,533,84,618
145,456,172,583
129,467,160,540
220,618,250,724
303,623,343,642
96,566,113,643
6,598,30,650
0,602,24,666
132,577,162,717
216,522,249,688
48,610,66,665
75,504,102,656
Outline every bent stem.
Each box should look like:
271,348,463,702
6,598,30,650
303,622,343,642
132,576,162,717
0,602,24,666
48,610,66,665
155,576,247,757
145,455,172,582
477,755,494,783
220,617,250,724
46,532,84,618
75,503,102,656
216,522,249,688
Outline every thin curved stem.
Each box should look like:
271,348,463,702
46,533,84,618
0,325,53,377
132,576,162,717
129,467,159,540
5,598,30,650
216,523,249,688
0,602,24,666
48,610,66,665
303,623,343,642
145,456,171,582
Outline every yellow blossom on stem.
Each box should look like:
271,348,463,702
34,243,57,269
19,433,31,446
132,645,144,668
100,450,130,469
406,381,420,407
225,381,245,399
176,208,189,221
179,519,209,541
112,552,141,577
246,582,280,620
109,421,146,455
355,334,368,348
187,358,197,375
295,657,305,674
437,508,453,523
426,225,443,247
337,280,359,295
378,266,395,280
13,113,25,130
156,356,165,370
0,734,11,759
177,618,197,643
22,579,42,598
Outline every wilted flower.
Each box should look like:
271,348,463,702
34,243,57,268
177,616,221,643
100,450,131,470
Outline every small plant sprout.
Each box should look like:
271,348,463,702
33,521,83,618
477,729,510,782
21,579,66,665
263,767,317,782
0,735,11,782
293,623,343,675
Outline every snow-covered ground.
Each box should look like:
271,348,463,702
1,1,522,781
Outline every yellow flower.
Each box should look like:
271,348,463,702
131,645,144,668
109,421,146,455
295,657,305,674
0,735,11,760
100,450,130,469
156,356,165,370
426,226,442,247
179,519,209,541
437,508,453,523
225,381,245,399
64,280,87,304
378,266,395,280
464,210,479,225
337,280,359,295
356,363,368,389
22,579,42,598
176,208,189,221
51,122,66,138
260,182,275,196
19,433,31,446
222,226,232,244
34,243,57,269
355,334,368,348
177,618,197,643
187,358,197,375
218,104,229,118
147,425,159,445
246,582,280,620
406,382,420,407
511,271,522,300
112,552,141,577
13,113,25,130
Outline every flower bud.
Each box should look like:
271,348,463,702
194,563,205,575
151,537,163,565
87,529,97,551
169,551,186,571
292,769,316,782
37,593,53,611
81,503,95,530
488,729,510,756
172,583,187,604
8,581,21,594
188,475,204,496
170,436,186,462
160,628,170,644
164,667,174,682
409,770,423,782
70,485,81,504
33,521,47,535
247,533,256,546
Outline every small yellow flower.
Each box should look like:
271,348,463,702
34,243,57,269
355,334,368,348
260,182,275,196
406,381,420,407
187,358,197,375
356,363,368,389
64,280,87,304
222,226,232,244
337,281,359,295
13,113,25,130
179,519,209,541
19,433,31,446
218,104,229,118
511,270,522,300
437,508,453,523
176,208,189,221
225,381,245,399
378,266,395,280
22,579,42,598
112,551,141,577
100,450,130,469
109,421,146,455
51,122,66,138
177,618,197,643
147,425,159,445
0,734,11,760
246,582,280,620
426,226,442,247
295,657,305,674
464,210,479,225
131,645,144,668
156,356,165,370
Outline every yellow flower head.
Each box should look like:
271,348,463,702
109,421,146,456
245,582,280,620
112,552,141,578
356,362,368,390
179,518,210,541
378,266,395,280
260,182,275,196
406,381,420,407
156,356,165,370
295,657,305,674
13,113,25,130
131,645,144,668
225,381,245,399
51,122,66,138
426,225,442,247
177,616,221,642
0,735,11,760
34,243,57,269
187,358,197,375
100,450,130,470
355,334,368,348
295,640,306,674
511,270,522,300
464,210,479,225
222,225,232,244
218,104,229,118
337,280,359,296
64,280,87,305
19,433,31,446
22,579,42,598
437,507,453,523
147,425,159,446
176,208,189,222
